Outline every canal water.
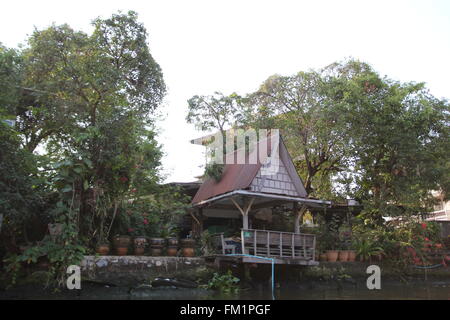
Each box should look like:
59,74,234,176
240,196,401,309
1,279,449,300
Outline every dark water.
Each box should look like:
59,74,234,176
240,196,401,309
1,280,449,300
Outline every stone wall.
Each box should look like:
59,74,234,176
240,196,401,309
81,256,213,286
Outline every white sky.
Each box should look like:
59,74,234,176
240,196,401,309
1,0,449,183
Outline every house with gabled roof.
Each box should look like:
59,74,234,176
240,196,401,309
189,131,330,265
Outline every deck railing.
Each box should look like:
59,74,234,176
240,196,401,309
240,229,315,261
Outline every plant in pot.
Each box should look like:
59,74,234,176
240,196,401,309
322,217,340,262
338,242,349,262
128,218,150,256
181,236,196,257
353,237,384,263
321,232,339,262
338,224,354,262
95,238,111,255
325,245,339,262
157,224,180,256
347,245,357,262
148,228,167,256
112,234,132,255
315,237,328,261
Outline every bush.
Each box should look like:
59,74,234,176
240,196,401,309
205,271,240,294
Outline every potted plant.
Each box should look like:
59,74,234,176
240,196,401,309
347,248,357,262
322,228,339,262
112,235,131,255
180,237,196,257
353,237,384,262
338,247,349,262
128,226,149,255
133,236,147,256
164,227,179,257
326,249,339,262
96,239,111,255
338,224,354,262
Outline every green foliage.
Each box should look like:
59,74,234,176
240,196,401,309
330,60,450,216
206,270,240,294
193,58,449,221
204,162,225,182
186,92,239,133
0,44,22,116
236,69,351,200
0,122,44,248
199,230,217,255
0,12,170,290
352,237,384,262
112,185,190,238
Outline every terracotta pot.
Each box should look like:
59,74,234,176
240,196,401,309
149,237,165,247
134,236,147,248
180,238,196,248
347,250,356,262
167,237,179,246
96,244,110,255
150,247,163,256
116,247,128,256
182,247,195,257
113,235,131,248
326,250,339,262
166,246,178,256
319,253,328,261
338,250,349,262
134,247,145,256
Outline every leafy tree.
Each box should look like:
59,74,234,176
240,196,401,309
3,11,165,153
187,92,239,134
0,122,43,251
0,11,167,251
186,92,241,169
191,59,449,219
0,44,22,118
331,60,450,219
237,69,351,199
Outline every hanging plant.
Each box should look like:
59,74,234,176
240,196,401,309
204,162,225,182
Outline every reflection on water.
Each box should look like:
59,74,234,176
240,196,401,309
235,281,450,300
1,279,449,300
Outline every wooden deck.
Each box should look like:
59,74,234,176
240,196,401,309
209,228,318,266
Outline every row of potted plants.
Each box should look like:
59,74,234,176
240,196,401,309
318,249,357,262
95,235,197,257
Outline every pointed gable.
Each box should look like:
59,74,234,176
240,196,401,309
250,157,300,196
249,137,307,197
191,133,307,204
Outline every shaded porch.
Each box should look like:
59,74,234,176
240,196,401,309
191,190,329,266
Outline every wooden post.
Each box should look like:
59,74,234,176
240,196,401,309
191,207,208,239
231,197,255,230
291,233,295,258
279,233,283,257
294,203,307,234
243,213,249,230
254,230,257,255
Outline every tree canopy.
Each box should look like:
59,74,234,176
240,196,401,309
186,59,450,219
0,12,189,285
